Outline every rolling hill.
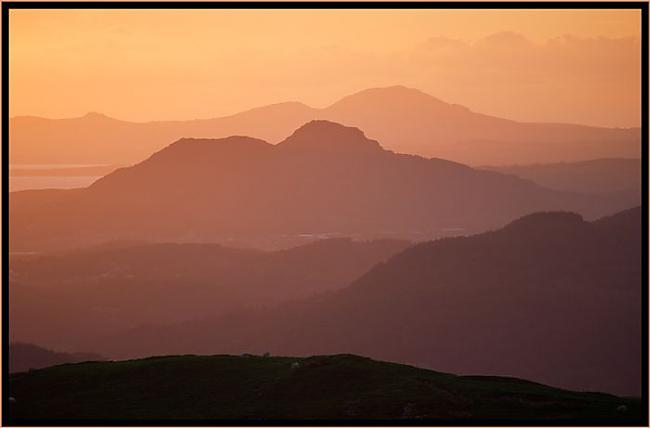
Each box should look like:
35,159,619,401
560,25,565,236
9,238,409,351
6,354,643,422
10,86,640,166
97,207,642,397
9,120,638,252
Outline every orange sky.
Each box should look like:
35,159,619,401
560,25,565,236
9,8,642,127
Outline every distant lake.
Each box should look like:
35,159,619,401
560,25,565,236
8,164,119,192
9,176,101,192
9,163,112,170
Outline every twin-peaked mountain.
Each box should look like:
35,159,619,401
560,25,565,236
10,86,639,166
10,120,637,252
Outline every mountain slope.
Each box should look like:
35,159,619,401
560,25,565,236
100,207,642,396
9,342,104,374
481,158,641,194
6,354,642,422
9,121,638,252
9,103,316,165
322,87,640,164
10,86,639,166
9,238,410,351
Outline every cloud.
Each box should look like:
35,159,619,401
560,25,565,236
414,32,639,83
405,32,640,127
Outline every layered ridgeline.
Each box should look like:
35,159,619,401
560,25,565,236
9,121,638,252
7,355,642,422
10,238,409,351
9,342,104,374
10,86,639,166
481,158,641,194
97,207,642,397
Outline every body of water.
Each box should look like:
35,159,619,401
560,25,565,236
9,176,101,192
8,163,117,192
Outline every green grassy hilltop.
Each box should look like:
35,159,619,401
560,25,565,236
6,354,642,422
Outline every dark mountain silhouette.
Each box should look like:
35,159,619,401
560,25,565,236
8,354,642,422
9,121,638,252
97,207,642,397
9,238,410,351
481,158,641,194
10,86,639,166
9,342,104,373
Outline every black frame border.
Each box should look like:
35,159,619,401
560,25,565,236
1,2,648,427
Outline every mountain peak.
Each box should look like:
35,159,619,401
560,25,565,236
82,112,111,120
277,120,383,154
328,86,451,111
139,135,272,166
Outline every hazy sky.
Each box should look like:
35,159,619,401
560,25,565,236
9,9,641,127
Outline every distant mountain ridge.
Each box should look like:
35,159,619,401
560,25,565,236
96,207,642,397
9,342,104,373
9,121,638,252
10,238,411,351
481,158,641,194
10,86,640,166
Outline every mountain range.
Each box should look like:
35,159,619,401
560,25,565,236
481,158,641,194
93,207,642,397
10,86,640,166
9,238,409,350
9,120,639,252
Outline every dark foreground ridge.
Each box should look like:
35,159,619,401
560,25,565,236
7,354,642,422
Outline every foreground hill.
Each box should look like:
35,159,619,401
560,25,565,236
481,158,641,194
6,354,642,422
9,342,104,374
10,238,409,351
9,120,637,252
10,86,639,166
101,207,642,396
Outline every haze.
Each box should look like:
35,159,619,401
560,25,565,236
9,9,641,127
7,6,644,421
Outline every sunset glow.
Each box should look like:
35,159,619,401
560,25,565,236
9,8,641,127
6,5,644,423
